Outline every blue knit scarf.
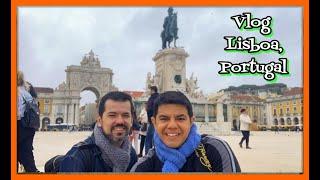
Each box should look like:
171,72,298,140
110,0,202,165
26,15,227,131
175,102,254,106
153,123,201,172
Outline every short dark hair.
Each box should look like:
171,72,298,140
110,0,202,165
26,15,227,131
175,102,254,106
150,86,158,93
98,91,135,117
240,108,246,113
153,91,193,117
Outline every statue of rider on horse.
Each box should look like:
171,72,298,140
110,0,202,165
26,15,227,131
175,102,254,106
161,7,179,49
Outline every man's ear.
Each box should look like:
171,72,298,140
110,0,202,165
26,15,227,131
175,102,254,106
96,116,102,127
190,116,195,123
151,116,156,125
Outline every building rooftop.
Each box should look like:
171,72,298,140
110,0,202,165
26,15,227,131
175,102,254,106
34,87,54,94
283,87,303,96
230,94,264,102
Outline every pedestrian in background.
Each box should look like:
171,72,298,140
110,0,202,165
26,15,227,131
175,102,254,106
17,71,39,172
137,103,148,157
144,86,159,154
239,109,252,149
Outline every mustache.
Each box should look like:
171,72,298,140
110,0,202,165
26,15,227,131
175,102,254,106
111,124,129,131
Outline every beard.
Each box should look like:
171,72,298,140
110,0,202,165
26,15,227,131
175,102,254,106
105,124,130,144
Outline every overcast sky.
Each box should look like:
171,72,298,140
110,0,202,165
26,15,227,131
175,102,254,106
18,7,302,105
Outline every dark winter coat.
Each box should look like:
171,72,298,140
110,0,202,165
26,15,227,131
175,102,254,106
131,135,241,172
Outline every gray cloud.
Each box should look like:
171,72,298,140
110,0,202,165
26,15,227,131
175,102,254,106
19,7,302,101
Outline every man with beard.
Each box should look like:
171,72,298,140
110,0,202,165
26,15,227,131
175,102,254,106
59,91,137,172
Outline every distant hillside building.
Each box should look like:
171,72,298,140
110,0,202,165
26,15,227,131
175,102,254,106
222,83,288,96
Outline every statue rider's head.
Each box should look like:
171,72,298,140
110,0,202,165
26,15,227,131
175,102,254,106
168,7,173,15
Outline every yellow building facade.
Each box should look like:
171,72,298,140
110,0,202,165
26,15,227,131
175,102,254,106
34,87,54,130
269,95,303,128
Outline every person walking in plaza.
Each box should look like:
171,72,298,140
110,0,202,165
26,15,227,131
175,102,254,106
144,86,159,155
130,110,140,154
137,103,148,157
239,108,252,149
17,71,39,172
131,91,241,172
275,125,280,134
59,91,137,172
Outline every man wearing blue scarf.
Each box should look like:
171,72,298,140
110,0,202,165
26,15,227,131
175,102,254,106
131,91,241,172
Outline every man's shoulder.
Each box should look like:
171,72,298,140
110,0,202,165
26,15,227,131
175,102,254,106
18,86,32,100
148,93,159,100
66,136,99,157
200,135,240,172
201,135,232,152
130,148,157,172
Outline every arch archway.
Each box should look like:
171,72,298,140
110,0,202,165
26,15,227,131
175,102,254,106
280,118,285,125
286,118,292,125
53,50,117,127
294,117,299,124
42,117,50,130
274,119,278,125
81,86,100,101
79,87,100,129
56,117,63,124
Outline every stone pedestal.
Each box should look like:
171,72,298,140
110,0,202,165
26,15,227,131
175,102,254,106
152,47,189,93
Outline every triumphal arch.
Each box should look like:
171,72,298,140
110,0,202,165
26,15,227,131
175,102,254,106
47,50,117,126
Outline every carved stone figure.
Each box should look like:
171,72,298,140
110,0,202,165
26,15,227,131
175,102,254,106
186,73,199,97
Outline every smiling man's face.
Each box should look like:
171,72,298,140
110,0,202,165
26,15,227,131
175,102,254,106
97,99,132,144
152,104,193,148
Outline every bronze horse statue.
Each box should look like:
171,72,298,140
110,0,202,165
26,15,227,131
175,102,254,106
161,12,178,49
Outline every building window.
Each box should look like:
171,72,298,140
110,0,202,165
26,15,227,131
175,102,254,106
56,105,63,116
223,104,228,122
293,101,296,105
294,107,297,112
273,109,277,116
287,108,289,113
44,105,49,114
208,104,216,122
280,109,283,115
44,99,50,104
194,104,205,122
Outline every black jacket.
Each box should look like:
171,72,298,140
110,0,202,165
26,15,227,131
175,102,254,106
59,135,137,172
131,135,241,172
146,92,159,123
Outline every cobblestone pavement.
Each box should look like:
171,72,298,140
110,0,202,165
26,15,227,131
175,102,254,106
29,131,303,173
